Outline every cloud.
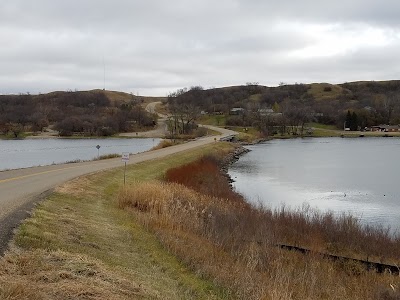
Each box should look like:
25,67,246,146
1,0,400,95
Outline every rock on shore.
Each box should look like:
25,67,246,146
220,146,251,183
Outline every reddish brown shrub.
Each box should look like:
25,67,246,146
165,156,247,207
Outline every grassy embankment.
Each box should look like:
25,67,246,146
0,143,235,299
309,124,400,138
119,156,400,300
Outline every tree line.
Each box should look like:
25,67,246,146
0,90,155,137
166,81,400,135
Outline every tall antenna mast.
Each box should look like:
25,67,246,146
103,56,106,91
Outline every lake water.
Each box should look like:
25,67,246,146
228,138,400,232
0,138,160,171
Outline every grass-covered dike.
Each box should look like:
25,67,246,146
1,141,399,299
0,143,234,299
119,155,400,299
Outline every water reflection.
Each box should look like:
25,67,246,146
0,138,159,171
229,138,400,231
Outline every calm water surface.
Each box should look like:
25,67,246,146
0,138,159,171
228,138,400,231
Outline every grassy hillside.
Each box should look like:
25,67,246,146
307,83,344,100
166,80,400,133
0,90,157,137
95,89,166,107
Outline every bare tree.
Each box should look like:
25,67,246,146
385,94,398,124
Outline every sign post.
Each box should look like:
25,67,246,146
96,145,101,158
121,152,130,186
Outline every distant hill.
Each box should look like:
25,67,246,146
92,89,166,106
0,90,157,137
1,80,399,138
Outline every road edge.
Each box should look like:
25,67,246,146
0,189,54,256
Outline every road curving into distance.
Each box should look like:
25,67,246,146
0,125,236,255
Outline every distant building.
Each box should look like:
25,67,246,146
229,107,245,115
371,125,400,132
363,106,374,111
257,108,283,118
257,108,274,116
311,112,324,117
385,125,400,132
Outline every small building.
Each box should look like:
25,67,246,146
257,108,274,116
311,112,324,117
371,125,383,132
257,108,283,119
230,108,245,115
385,125,400,132
371,125,400,132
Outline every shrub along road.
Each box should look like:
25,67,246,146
0,125,236,255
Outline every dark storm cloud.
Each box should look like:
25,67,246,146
1,0,400,95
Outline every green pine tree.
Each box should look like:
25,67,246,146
351,112,358,131
345,110,352,130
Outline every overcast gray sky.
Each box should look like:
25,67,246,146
1,0,400,96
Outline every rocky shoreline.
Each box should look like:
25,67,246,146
220,145,251,184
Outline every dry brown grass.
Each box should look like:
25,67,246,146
55,176,97,198
150,139,176,150
165,156,247,203
0,249,144,300
118,158,400,300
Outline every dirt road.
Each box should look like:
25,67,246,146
119,101,167,138
0,126,236,255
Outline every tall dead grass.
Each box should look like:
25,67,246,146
165,157,400,262
150,139,176,150
165,156,247,204
0,249,144,300
118,157,400,300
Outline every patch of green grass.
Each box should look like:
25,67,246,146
6,143,235,299
248,93,262,101
309,128,342,137
0,132,29,139
198,115,227,126
308,122,338,130
308,126,400,138
308,83,343,100
222,126,262,143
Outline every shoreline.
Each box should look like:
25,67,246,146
220,145,251,184
4,123,400,141
217,148,400,276
239,133,400,146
